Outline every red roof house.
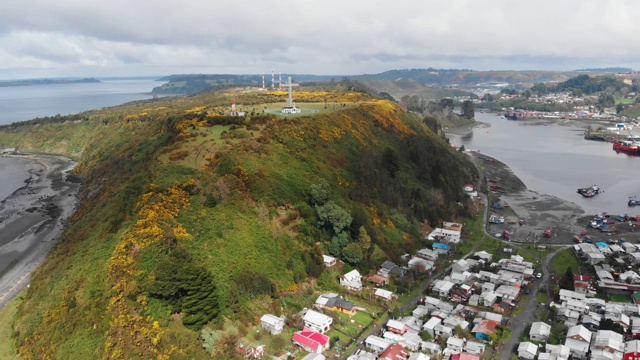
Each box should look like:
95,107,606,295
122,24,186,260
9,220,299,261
379,343,410,360
292,329,330,353
459,353,481,360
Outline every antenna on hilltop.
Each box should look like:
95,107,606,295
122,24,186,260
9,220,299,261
271,69,275,89
261,72,265,90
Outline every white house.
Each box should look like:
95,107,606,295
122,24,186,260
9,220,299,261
364,335,391,352
260,314,285,335
518,342,538,360
375,288,397,302
417,248,439,261
590,330,624,359
423,317,442,338
559,289,585,302
340,269,363,291
464,340,485,355
529,321,552,342
446,337,465,353
564,325,592,359
427,228,461,244
322,255,336,267
303,310,333,334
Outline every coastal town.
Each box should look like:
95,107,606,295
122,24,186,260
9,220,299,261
224,166,640,360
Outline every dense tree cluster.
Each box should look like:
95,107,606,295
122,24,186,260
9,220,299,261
530,75,627,95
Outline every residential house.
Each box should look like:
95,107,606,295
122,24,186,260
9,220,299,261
427,228,461,244
375,288,397,302
632,317,640,338
574,274,592,294
315,294,356,316
621,270,640,284
364,335,392,352
539,344,571,360
434,324,453,339
625,339,640,360
494,285,520,302
347,350,377,360
301,354,326,360
564,325,593,359
474,251,493,262
340,269,363,291
412,305,429,319
452,259,472,274
518,342,538,360
590,330,624,360
386,319,408,335
464,340,485,355
303,310,333,334
630,253,640,266
559,289,586,302
367,274,389,286
407,353,431,360
379,343,410,360
605,311,631,333
417,248,439,261
432,243,451,255
480,291,498,307
408,257,434,273
582,313,602,332
459,353,480,360
446,337,465,353
585,251,606,265
423,317,442,338
322,255,336,267
292,330,329,353
260,314,285,335
529,322,552,342
471,319,499,341
421,341,442,356
432,280,455,298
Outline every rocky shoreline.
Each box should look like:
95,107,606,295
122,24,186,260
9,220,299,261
0,154,80,309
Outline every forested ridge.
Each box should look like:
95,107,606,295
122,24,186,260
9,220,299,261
0,87,477,359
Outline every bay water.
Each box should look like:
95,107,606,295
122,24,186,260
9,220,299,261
447,112,640,216
0,79,160,125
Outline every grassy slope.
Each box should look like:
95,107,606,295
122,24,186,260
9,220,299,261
0,89,477,359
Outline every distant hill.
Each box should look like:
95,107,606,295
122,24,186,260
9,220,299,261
152,69,586,96
0,78,99,87
574,67,633,73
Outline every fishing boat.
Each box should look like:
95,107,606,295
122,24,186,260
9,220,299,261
613,131,640,155
629,197,640,206
577,185,601,197
613,140,639,155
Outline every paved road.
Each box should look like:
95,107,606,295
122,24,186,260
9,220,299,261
496,246,570,359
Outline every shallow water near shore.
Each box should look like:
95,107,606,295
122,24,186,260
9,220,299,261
447,112,640,216
0,157,34,201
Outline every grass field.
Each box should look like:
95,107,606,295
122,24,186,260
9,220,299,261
550,248,580,275
616,97,635,105
0,291,23,360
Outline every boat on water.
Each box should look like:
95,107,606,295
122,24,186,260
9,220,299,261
613,140,639,156
577,185,601,198
629,197,640,206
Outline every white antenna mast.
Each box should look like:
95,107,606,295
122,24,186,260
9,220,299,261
271,69,275,89
261,72,265,89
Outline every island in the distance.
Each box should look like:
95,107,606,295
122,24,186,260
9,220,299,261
0,78,100,87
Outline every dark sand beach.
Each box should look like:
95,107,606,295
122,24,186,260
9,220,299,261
0,153,80,308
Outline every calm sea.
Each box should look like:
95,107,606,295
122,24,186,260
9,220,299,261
0,78,160,199
447,112,640,216
0,79,160,125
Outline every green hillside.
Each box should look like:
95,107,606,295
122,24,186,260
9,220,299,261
0,88,477,359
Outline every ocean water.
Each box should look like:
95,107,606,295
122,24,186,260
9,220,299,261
0,79,160,125
447,112,640,216
0,157,33,201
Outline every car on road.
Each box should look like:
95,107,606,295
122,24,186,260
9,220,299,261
524,289,530,295
536,272,542,279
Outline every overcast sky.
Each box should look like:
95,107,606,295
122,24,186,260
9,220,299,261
0,0,637,79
